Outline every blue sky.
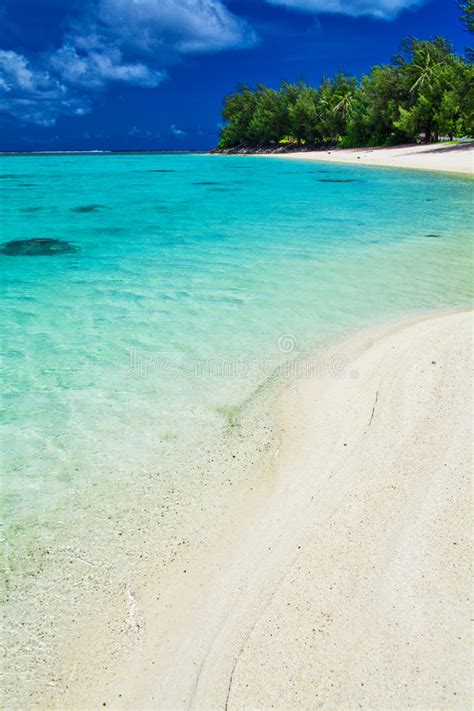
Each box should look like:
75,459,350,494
0,0,469,151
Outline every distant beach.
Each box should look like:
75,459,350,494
264,141,474,175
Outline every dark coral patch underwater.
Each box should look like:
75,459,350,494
1,238,79,256
71,204,105,213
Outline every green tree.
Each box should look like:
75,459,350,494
219,85,258,147
286,83,320,144
395,38,458,141
247,86,290,144
317,77,350,142
354,64,408,145
459,0,474,58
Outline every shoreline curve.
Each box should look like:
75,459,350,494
66,308,473,710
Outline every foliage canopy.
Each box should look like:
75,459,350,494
218,34,473,149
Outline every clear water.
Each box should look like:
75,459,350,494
1,153,472,701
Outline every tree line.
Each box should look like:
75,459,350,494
218,22,474,150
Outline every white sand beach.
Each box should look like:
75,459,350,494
270,142,474,175
69,309,473,710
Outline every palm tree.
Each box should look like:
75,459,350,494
407,48,445,94
333,89,355,118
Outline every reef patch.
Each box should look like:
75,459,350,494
71,204,105,213
1,238,79,256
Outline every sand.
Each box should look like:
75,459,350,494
268,142,474,175
70,309,472,710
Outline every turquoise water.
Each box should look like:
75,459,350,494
1,153,473,702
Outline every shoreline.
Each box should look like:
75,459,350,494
65,308,473,710
260,142,474,176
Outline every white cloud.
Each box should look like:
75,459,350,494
49,44,165,89
0,49,90,126
170,124,186,136
265,0,425,19
96,0,257,55
0,50,54,95
128,125,160,138
0,0,256,126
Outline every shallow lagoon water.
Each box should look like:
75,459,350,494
1,153,473,702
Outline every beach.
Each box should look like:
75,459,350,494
266,141,474,175
66,309,472,710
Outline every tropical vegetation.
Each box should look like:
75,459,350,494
218,16,474,150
